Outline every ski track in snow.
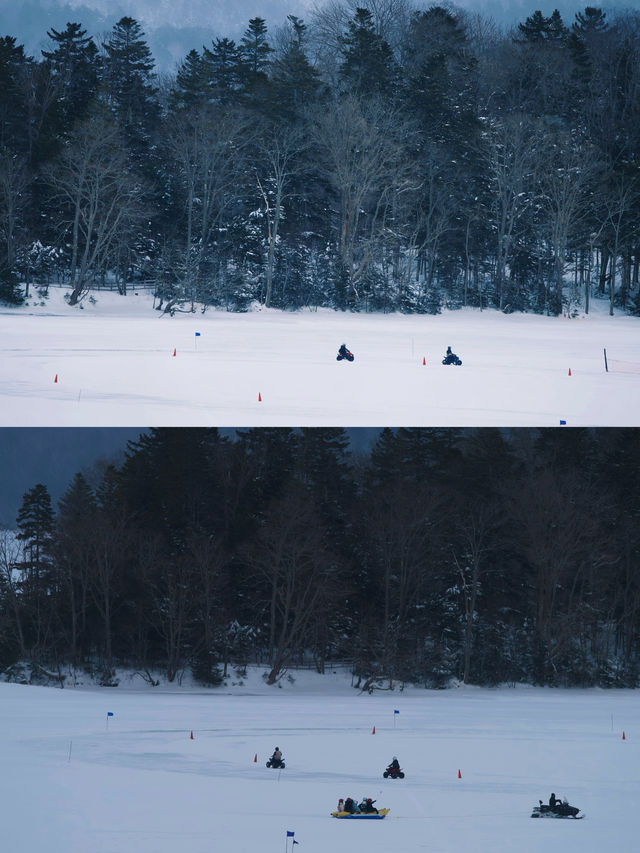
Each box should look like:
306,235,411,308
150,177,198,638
1,293,639,426
1,674,638,853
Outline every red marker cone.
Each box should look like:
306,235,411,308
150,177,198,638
258,392,262,402
173,348,176,357
458,769,462,779
372,726,375,734
253,753,257,763
622,731,626,740
190,730,194,739
422,357,426,366
568,368,572,376
54,374,58,383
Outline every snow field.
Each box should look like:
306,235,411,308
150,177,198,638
1,676,638,853
1,292,639,425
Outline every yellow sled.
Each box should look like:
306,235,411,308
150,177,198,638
331,808,390,820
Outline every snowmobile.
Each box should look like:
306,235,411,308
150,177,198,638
442,352,462,366
531,799,583,819
266,756,285,769
337,344,355,362
383,764,405,779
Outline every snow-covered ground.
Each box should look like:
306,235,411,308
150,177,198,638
1,667,637,853
1,291,638,426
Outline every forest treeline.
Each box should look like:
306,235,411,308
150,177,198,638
1,427,639,689
2,4,640,315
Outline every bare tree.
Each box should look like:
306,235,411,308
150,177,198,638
0,149,29,281
537,130,599,310
311,93,415,300
45,116,146,305
163,106,253,303
255,122,307,307
0,530,26,658
479,113,539,309
247,485,341,685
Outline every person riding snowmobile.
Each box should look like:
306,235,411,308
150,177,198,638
337,343,354,361
443,346,461,365
269,747,283,767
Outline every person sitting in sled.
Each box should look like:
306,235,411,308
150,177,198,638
389,756,400,771
359,797,378,814
343,797,358,813
271,746,283,767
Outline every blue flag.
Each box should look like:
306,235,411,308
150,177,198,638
107,712,114,717
195,332,201,337
286,831,295,837
394,709,400,714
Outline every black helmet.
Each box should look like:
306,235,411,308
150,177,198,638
275,746,279,750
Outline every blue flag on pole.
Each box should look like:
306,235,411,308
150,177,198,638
394,709,399,714
286,831,295,837
107,712,114,717
195,332,201,337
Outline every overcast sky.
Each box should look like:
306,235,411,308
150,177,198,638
2,1,639,70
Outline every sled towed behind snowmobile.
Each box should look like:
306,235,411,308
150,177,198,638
331,809,390,819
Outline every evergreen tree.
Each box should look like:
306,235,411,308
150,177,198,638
270,16,322,121
0,36,29,154
339,7,398,95
16,483,55,581
238,17,273,102
103,17,159,153
171,49,207,110
573,7,608,34
41,22,100,130
202,38,242,106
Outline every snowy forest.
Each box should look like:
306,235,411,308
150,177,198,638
1,427,639,689
2,3,640,315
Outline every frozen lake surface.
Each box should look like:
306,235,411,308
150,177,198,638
1,668,638,853
1,292,638,426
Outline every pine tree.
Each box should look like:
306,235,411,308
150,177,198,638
171,49,207,110
103,17,159,152
16,483,55,582
0,36,29,154
339,7,398,95
238,17,273,102
202,38,242,106
270,16,322,121
41,22,100,130
573,7,608,34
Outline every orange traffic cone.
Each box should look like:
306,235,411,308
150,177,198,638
54,374,58,383
372,726,375,734
173,348,176,356
568,368,572,376
258,392,262,402
422,357,426,365
458,769,462,779
622,731,626,740
190,730,194,739
254,753,257,762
